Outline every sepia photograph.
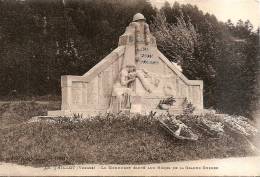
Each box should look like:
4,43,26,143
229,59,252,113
0,0,259,176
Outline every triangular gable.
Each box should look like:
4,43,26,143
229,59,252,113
157,49,203,86
82,46,125,82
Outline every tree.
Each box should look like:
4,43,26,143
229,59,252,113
151,11,197,65
150,2,259,118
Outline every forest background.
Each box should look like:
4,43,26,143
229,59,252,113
0,0,259,118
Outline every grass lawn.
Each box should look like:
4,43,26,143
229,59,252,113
0,101,257,167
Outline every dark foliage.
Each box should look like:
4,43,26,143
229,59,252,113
0,0,259,118
151,2,259,118
0,0,155,96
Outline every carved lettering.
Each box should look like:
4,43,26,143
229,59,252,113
141,54,152,58
136,47,148,52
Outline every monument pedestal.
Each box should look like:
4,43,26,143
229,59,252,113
48,13,204,117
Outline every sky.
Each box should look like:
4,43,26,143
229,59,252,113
150,0,260,29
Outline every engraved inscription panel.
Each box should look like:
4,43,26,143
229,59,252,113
136,46,159,65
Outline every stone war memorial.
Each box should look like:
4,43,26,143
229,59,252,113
48,13,203,117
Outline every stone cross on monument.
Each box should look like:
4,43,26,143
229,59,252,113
48,13,204,117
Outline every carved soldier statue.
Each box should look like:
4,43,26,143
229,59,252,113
130,13,150,45
118,13,152,66
110,66,137,112
131,13,150,62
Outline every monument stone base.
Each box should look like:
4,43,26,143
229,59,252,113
47,13,204,118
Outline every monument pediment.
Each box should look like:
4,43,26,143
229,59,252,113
48,13,203,117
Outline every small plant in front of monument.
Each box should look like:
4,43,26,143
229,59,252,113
158,96,176,110
72,113,83,121
182,98,195,115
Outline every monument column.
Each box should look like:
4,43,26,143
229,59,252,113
61,76,72,110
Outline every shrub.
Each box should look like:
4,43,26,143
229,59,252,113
0,102,258,166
